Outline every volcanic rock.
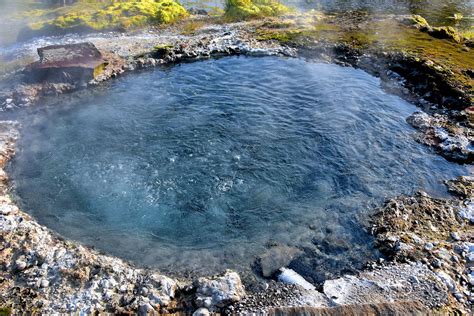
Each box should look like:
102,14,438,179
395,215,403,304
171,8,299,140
194,270,246,309
24,42,107,84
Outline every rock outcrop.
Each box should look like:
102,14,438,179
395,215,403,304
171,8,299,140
194,270,246,310
23,42,107,84
370,178,474,311
406,111,473,163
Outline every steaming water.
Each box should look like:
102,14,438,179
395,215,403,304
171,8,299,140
9,56,467,281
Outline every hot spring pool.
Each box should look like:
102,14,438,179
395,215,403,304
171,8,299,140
9,56,467,282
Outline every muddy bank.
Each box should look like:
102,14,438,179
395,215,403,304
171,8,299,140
0,11,473,315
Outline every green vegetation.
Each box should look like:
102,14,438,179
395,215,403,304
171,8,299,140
224,0,291,21
404,14,467,44
151,43,173,55
20,0,188,39
255,16,473,98
0,307,11,316
430,26,462,43
461,29,473,40
406,14,430,30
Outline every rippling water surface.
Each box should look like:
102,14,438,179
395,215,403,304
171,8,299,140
9,56,467,281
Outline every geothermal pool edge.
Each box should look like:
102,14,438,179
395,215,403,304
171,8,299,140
0,13,473,315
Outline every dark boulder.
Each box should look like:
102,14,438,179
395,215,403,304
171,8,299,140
23,42,107,84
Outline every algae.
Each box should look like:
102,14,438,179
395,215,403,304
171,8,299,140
0,307,11,316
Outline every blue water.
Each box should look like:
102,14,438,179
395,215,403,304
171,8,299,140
10,56,467,281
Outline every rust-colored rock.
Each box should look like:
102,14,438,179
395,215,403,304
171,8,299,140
24,42,107,84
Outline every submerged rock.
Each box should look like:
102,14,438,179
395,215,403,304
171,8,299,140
258,245,303,277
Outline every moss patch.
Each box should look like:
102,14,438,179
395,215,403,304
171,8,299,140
20,0,188,39
430,26,462,43
0,307,11,316
404,14,467,44
255,16,473,106
224,0,291,21
405,14,430,30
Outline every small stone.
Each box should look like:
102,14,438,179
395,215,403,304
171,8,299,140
141,287,149,296
424,243,434,251
467,253,474,263
454,292,464,301
450,232,461,241
431,258,442,269
395,242,414,253
0,204,18,215
203,298,212,308
119,284,127,293
15,260,27,271
437,271,456,292
453,243,468,254
193,307,210,316
103,290,113,300
451,255,459,263
408,276,419,283
195,270,245,307
468,273,474,286
386,235,399,243
40,279,49,288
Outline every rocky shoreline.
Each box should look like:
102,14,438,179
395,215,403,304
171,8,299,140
0,12,473,314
